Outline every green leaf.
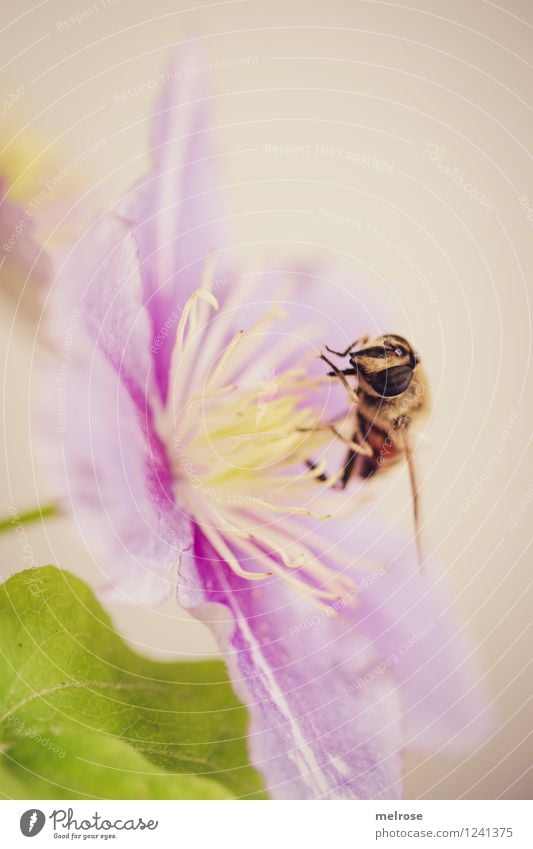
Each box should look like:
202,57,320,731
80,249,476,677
0,567,266,800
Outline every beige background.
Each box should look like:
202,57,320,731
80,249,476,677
1,0,532,799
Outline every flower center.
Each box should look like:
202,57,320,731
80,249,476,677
156,271,364,606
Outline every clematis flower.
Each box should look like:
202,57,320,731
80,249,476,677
40,52,491,799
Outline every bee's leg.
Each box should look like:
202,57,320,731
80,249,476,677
305,459,328,482
325,335,370,358
319,353,359,400
339,426,372,489
297,422,371,454
398,428,424,573
299,417,372,486
301,423,373,488
339,447,358,489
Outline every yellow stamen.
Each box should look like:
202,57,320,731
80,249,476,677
156,270,378,597
200,524,272,581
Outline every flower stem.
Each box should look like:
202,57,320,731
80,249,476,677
0,504,60,534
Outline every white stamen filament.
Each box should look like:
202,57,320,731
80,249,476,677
156,271,369,604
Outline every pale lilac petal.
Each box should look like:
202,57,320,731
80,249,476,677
47,216,156,411
40,216,190,603
119,49,226,401
335,512,494,754
178,525,404,800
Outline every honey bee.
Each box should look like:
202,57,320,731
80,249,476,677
310,333,428,566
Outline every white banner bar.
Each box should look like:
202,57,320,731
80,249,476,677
2,799,532,848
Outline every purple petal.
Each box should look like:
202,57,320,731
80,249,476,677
40,216,190,603
119,49,226,402
178,525,404,800
333,511,494,755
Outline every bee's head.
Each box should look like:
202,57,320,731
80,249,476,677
350,334,420,397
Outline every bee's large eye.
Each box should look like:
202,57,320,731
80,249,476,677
368,364,414,397
394,346,404,357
